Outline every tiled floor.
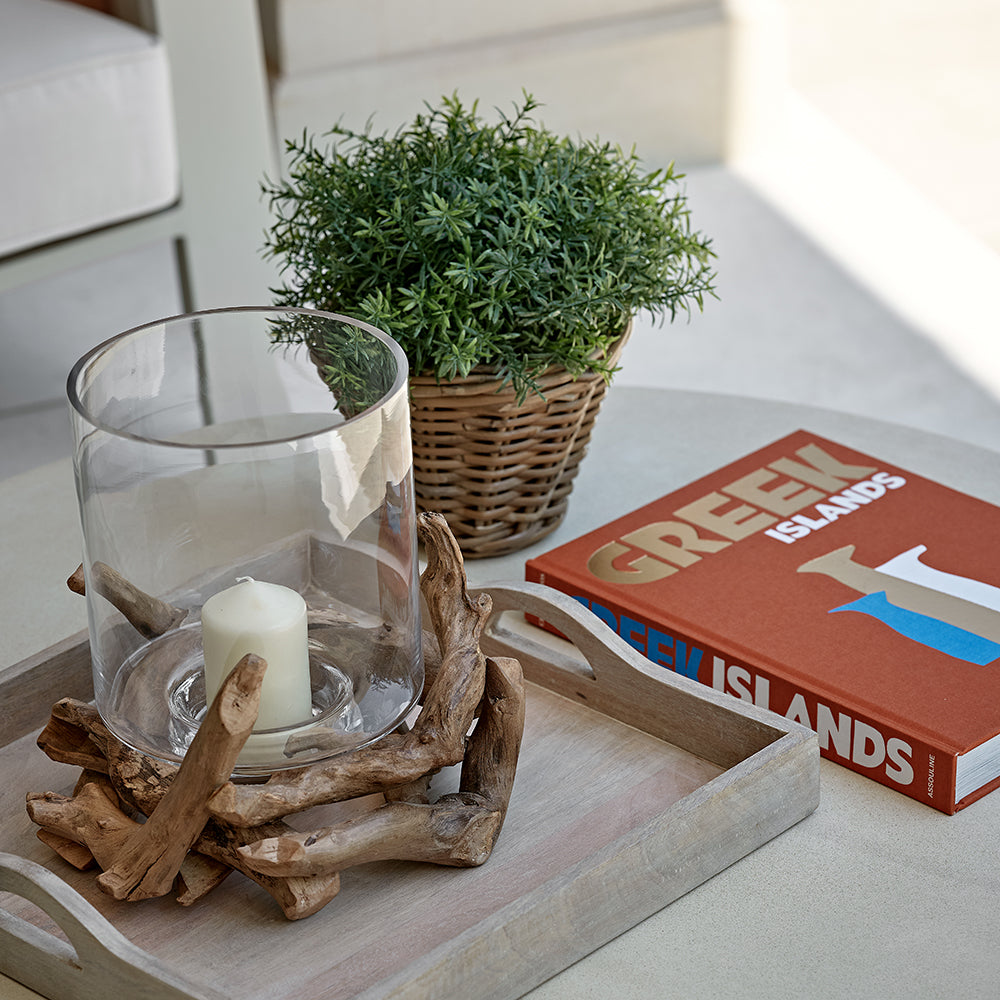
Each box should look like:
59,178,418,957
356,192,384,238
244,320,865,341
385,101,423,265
2,0,999,480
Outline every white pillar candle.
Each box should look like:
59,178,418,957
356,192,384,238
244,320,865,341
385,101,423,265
201,577,313,730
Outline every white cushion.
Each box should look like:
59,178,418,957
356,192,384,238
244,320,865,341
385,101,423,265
0,0,178,256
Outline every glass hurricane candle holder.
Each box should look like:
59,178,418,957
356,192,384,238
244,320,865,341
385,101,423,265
67,306,423,776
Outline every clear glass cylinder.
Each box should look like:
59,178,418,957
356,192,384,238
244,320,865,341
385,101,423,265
67,306,423,776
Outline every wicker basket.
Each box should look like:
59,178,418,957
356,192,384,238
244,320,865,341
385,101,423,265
408,328,629,558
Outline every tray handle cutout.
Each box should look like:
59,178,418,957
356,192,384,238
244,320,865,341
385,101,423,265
0,853,224,1000
476,579,681,690
476,581,788,764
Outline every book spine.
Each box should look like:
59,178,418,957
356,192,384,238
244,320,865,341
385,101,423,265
525,565,959,814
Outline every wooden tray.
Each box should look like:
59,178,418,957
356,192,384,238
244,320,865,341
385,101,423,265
0,582,819,1000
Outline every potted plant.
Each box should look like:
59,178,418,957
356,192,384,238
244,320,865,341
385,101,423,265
262,92,715,556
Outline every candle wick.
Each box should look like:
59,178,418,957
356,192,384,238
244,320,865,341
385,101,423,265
236,576,255,584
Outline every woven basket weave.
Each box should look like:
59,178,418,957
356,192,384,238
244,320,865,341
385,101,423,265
408,328,629,558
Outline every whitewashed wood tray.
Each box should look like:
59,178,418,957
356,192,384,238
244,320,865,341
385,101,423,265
0,582,819,1000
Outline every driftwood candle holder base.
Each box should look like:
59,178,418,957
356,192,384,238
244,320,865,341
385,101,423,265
25,513,526,920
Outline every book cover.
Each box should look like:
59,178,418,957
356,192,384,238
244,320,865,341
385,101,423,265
525,429,1000,813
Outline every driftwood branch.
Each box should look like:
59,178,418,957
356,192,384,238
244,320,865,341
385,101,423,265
27,771,233,903
34,697,342,918
238,654,525,876
459,655,525,825
40,698,180,816
241,800,502,874
95,654,265,901
28,772,137,871
35,829,97,871
208,512,492,826
68,562,186,639
36,710,109,775
193,821,341,920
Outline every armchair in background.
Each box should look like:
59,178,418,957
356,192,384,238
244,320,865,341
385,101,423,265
0,0,277,310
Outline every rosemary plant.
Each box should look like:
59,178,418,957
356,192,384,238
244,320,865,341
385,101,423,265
263,93,716,403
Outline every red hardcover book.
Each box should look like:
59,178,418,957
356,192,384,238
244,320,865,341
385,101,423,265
525,430,1000,813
